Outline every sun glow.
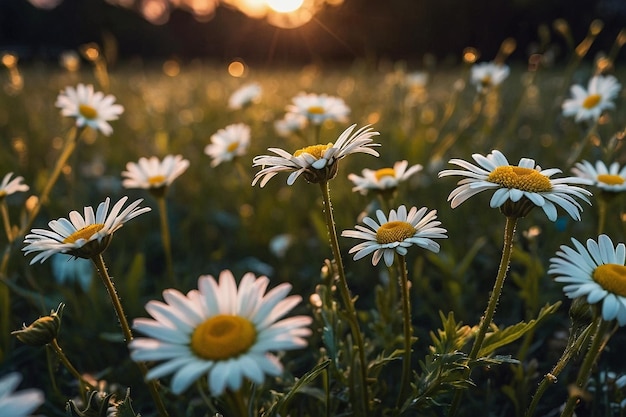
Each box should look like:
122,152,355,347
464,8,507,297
266,0,304,13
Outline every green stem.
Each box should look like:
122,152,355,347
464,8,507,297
91,254,170,417
448,216,518,417
0,200,12,242
319,181,370,414
560,317,611,417
396,254,413,409
49,338,96,400
156,195,174,285
525,321,594,417
597,197,608,236
226,389,248,417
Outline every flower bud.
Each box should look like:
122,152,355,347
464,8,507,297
12,303,64,346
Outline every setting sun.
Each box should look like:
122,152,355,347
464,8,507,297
266,0,304,13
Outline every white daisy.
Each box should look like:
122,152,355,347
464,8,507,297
572,160,626,193
438,150,592,221
128,269,312,396
121,155,190,191
285,92,350,125
274,113,307,138
341,205,447,267
55,83,124,136
252,124,380,187
348,160,422,195
562,75,621,122
228,82,262,110
550,234,626,326
470,61,510,92
0,372,44,417
23,196,151,263
204,123,251,167
0,172,29,199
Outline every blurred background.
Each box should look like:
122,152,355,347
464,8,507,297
1,0,626,66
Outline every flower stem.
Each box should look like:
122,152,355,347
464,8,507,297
560,316,611,417
0,200,12,243
156,195,175,285
319,181,369,414
396,254,413,409
90,254,170,417
448,215,518,417
49,338,95,400
597,196,608,236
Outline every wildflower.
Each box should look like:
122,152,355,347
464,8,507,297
51,253,93,291
550,234,626,326
252,124,380,187
562,75,621,122
55,83,124,136
22,196,151,264
121,155,190,196
286,92,350,125
470,61,510,92
228,82,261,110
274,113,307,138
348,160,422,195
204,123,251,167
128,270,312,395
0,372,44,417
341,205,447,266
438,150,592,220
0,172,29,199
572,160,626,193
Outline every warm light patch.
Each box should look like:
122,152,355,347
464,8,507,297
374,168,396,181
267,0,304,13
163,60,180,77
63,224,105,244
191,315,256,360
593,264,626,297
597,174,625,185
1,53,17,68
79,104,98,120
583,94,602,109
487,166,552,192
228,61,246,78
376,221,416,244
294,143,332,159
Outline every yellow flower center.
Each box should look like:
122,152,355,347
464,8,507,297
592,264,626,297
481,75,492,86
374,168,397,181
79,104,98,120
293,143,333,159
227,141,239,153
487,166,553,192
375,220,417,244
0,190,6,198
597,174,624,186
582,94,602,109
307,106,325,115
190,315,257,360
62,223,105,244
148,175,166,186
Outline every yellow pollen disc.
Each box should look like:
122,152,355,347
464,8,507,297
481,75,492,86
375,220,417,244
597,174,624,185
582,94,601,109
593,264,626,297
293,143,333,159
62,223,105,244
148,175,166,185
374,168,396,181
226,141,239,153
307,105,325,115
190,314,257,360
487,166,552,192
79,104,98,120
0,191,6,198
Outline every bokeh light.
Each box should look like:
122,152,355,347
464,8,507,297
267,0,304,13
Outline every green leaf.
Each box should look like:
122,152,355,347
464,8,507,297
116,389,141,417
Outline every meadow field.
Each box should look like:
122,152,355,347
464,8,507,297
1,33,626,417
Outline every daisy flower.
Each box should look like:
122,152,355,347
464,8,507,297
286,92,350,125
572,160,626,193
348,160,422,195
562,75,621,122
550,234,626,325
470,61,510,92
128,269,312,395
438,150,592,221
0,172,29,199
0,372,44,417
22,196,151,263
342,205,447,266
121,155,190,193
252,124,380,187
228,82,262,110
204,123,251,167
55,83,124,136
274,113,307,138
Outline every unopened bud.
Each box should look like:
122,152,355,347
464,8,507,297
12,303,64,346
